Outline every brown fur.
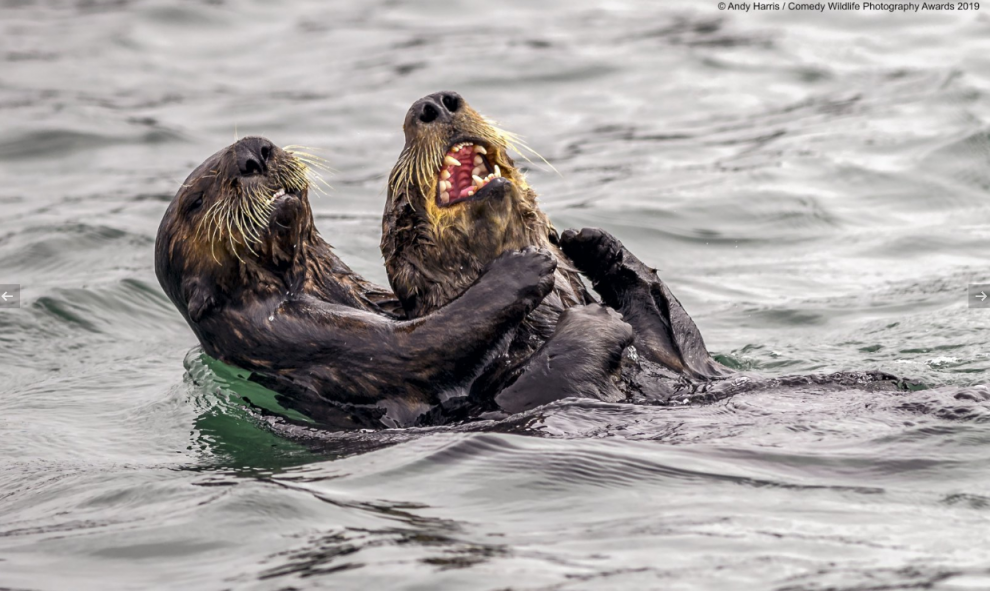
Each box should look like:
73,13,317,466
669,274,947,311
382,94,592,371
157,137,559,428
382,92,730,388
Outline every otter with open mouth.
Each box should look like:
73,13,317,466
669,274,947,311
382,92,913,414
382,92,735,414
156,136,561,429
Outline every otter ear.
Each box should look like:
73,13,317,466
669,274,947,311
182,277,218,323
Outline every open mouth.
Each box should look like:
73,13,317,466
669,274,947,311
261,186,304,220
265,185,306,206
436,140,503,207
269,187,294,202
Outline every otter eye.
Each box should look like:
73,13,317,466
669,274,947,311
187,192,204,212
441,94,460,112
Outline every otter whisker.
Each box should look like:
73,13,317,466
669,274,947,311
490,122,560,176
296,160,328,181
288,152,333,171
240,210,263,244
290,153,328,168
237,209,262,256
203,199,226,247
283,145,330,160
244,187,271,231
222,202,245,262
205,200,226,264
305,170,331,195
283,146,335,174
283,162,307,183
278,157,327,196
247,204,268,230
280,158,315,194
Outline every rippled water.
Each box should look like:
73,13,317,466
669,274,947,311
3,1,990,589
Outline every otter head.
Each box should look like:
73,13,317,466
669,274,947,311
155,137,315,325
384,92,555,315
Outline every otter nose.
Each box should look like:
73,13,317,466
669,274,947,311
411,91,462,125
235,137,274,176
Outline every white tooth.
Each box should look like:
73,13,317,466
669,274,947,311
440,191,449,204
444,180,452,191
440,170,451,180
473,155,482,165
472,166,482,176
494,165,501,177
472,175,483,186
444,156,461,167
474,145,487,155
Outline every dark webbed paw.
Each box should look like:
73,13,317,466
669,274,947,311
559,228,648,306
559,227,728,380
560,228,625,286
484,246,557,313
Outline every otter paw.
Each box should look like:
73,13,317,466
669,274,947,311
559,227,625,282
487,247,557,309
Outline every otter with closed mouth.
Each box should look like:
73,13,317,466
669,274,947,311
382,92,907,413
156,136,565,429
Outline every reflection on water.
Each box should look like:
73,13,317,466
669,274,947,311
1,1,990,589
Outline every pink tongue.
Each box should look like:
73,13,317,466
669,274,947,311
451,146,476,200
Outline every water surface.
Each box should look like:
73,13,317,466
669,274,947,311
2,1,990,589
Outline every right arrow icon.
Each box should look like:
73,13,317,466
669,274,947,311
978,292,987,302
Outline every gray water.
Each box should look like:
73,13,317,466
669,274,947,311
3,1,990,589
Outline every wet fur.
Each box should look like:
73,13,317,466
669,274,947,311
382,94,598,399
382,93,731,411
156,137,557,429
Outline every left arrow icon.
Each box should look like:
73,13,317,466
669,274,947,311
1,292,10,301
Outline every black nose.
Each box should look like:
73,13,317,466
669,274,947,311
411,91,462,125
235,137,274,176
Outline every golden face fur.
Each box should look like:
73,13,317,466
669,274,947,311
382,92,581,320
156,137,327,322
191,145,312,263
386,92,547,244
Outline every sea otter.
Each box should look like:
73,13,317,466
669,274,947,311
155,136,570,429
382,92,732,412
